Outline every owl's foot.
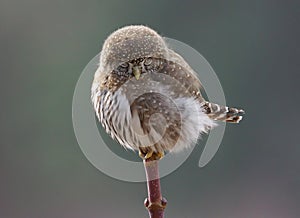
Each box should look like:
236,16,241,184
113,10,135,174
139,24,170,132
155,151,164,160
139,149,154,160
139,147,164,161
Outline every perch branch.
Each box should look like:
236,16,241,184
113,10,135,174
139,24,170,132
143,158,167,218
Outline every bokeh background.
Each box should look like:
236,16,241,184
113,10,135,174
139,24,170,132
1,0,299,217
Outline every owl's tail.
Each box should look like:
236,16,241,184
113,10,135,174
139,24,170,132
202,101,244,123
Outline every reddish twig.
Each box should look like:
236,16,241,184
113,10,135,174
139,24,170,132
143,159,167,218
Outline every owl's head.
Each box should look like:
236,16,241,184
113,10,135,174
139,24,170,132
99,25,169,73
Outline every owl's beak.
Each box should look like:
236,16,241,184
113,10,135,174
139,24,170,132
133,66,141,80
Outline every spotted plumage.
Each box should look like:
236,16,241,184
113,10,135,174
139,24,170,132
91,25,244,160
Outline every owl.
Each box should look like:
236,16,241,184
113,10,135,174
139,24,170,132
91,25,244,161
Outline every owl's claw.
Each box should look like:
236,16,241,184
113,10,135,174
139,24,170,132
139,149,153,160
145,150,154,160
139,148,164,161
156,151,164,160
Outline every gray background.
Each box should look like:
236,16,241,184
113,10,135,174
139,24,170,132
1,0,299,218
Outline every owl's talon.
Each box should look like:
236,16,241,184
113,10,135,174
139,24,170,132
139,148,164,161
156,151,164,160
144,150,154,160
139,149,154,160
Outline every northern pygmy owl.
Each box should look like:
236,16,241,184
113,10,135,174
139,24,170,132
91,25,244,161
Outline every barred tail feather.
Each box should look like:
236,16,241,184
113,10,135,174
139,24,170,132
202,101,244,123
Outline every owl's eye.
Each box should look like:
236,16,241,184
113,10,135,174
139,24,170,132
117,62,129,72
144,58,153,66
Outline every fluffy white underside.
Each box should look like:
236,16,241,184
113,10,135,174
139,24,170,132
171,97,216,152
110,91,216,153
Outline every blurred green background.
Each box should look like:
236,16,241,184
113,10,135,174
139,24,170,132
1,0,299,217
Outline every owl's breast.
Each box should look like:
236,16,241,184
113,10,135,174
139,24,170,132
93,67,214,152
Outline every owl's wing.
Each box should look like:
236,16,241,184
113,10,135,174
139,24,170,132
159,50,245,123
146,51,205,102
166,48,202,87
